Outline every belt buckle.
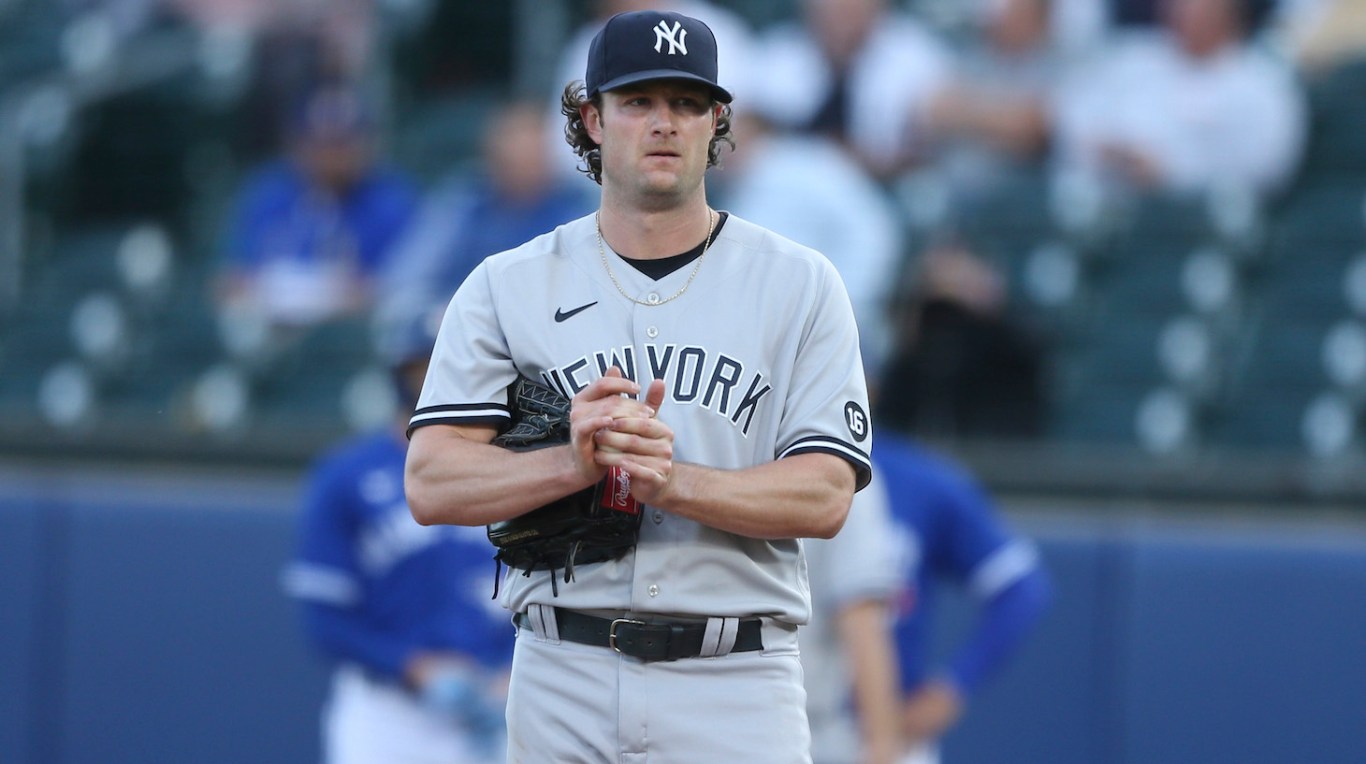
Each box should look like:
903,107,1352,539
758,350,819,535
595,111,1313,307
608,618,646,654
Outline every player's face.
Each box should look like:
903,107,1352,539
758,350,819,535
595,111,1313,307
587,81,718,209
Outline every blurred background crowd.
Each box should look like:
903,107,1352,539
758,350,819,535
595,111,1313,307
2,0,1366,500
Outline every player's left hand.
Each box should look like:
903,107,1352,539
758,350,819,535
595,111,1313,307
902,678,964,745
593,378,674,504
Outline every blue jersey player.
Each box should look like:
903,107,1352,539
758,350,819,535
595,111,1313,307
282,309,514,764
878,431,1052,763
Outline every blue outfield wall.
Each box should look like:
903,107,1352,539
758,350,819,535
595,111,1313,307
937,516,1366,764
2,465,1366,764
0,497,44,764
0,466,331,764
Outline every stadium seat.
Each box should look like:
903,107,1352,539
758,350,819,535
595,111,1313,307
1263,180,1366,255
1180,246,1243,319
1053,314,1164,398
1300,390,1363,457
1211,317,1336,450
1155,315,1225,401
1256,247,1355,324
1134,386,1203,454
958,171,1056,244
1322,320,1366,392
1093,245,1189,322
1014,239,1096,343
391,89,501,185
1048,382,1148,445
1298,56,1366,180
0,304,73,422
108,284,222,417
249,316,380,428
1346,253,1366,318
1121,193,1215,246
0,0,65,83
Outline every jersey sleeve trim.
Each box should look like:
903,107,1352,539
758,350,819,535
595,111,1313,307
969,540,1040,599
779,436,873,491
280,562,361,607
406,403,511,436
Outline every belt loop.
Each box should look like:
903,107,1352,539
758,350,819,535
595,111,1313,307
527,604,561,642
698,616,739,657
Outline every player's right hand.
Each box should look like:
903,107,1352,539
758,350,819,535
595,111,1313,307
568,367,655,484
902,678,964,744
594,378,674,504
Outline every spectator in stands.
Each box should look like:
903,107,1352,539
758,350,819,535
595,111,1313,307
751,0,954,181
876,236,1048,440
215,84,418,332
713,108,905,377
1051,0,1306,197
920,0,1067,205
164,0,378,157
1048,0,1110,53
282,305,513,764
376,97,593,341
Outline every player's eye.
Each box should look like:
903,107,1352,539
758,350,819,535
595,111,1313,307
673,98,706,114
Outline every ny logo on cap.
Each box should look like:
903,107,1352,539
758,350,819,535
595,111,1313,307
653,19,688,55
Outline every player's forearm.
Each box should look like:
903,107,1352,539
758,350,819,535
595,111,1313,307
838,600,903,764
405,427,596,526
949,567,1052,692
657,453,854,539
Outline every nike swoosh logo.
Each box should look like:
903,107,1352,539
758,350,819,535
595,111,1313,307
554,301,598,322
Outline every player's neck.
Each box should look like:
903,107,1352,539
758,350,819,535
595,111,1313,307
597,195,713,261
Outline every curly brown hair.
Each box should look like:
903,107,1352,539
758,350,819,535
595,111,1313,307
559,80,735,185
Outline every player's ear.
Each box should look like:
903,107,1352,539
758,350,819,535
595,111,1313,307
582,102,604,145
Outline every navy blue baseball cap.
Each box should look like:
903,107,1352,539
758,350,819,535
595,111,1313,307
585,10,733,104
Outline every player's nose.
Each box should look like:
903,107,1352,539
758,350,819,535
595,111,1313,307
647,103,678,134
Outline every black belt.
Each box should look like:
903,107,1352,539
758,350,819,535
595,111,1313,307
518,608,764,662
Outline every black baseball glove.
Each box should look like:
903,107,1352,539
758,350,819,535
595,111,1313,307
486,375,643,596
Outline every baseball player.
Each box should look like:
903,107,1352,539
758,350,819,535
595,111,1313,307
802,473,906,764
404,9,873,762
282,308,514,764
880,430,1052,763
804,431,1051,764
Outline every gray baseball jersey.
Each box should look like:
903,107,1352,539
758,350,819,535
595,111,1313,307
411,211,873,625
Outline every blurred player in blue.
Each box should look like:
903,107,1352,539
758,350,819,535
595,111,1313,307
804,428,1052,763
880,430,1052,763
282,306,513,764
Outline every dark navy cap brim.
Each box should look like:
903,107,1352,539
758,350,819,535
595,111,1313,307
593,69,733,103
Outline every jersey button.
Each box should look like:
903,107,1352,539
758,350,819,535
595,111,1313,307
652,510,664,524
648,584,660,597
646,326,659,338
646,292,661,305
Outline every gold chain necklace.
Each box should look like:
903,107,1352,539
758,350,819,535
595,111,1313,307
597,208,716,306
